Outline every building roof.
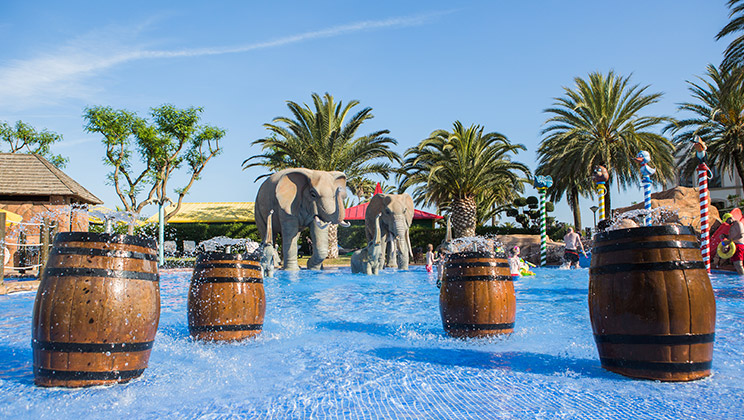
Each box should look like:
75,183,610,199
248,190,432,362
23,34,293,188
0,153,103,204
344,201,443,220
146,202,255,223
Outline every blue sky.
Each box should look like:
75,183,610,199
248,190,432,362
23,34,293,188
0,1,730,226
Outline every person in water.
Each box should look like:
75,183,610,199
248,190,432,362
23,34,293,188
724,213,744,275
508,246,524,276
425,243,437,273
562,227,587,269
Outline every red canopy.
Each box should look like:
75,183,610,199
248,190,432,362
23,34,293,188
344,200,443,220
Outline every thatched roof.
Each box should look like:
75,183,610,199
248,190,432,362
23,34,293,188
0,153,103,204
146,202,255,223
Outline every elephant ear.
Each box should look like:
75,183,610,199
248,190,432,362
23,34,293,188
402,193,414,226
365,194,384,241
331,171,347,191
276,170,312,215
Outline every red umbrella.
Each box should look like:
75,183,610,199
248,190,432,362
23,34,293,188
374,182,382,195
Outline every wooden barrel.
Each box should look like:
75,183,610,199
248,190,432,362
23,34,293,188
589,225,716,381
188,252,266,341
31,232,160,387
439,250,515,338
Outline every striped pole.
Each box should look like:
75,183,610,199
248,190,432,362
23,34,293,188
643,176,652,226
698,162,711,273
539,188,547,266
597,182,606,222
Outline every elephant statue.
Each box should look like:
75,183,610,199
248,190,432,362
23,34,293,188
259,210,280,278
351,214,382,275
255,168,349,271
365,193,414,270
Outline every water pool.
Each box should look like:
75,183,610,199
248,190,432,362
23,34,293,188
1,267,743,419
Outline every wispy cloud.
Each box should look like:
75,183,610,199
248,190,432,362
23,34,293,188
0,11,451,110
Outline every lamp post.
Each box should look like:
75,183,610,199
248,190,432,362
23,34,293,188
590,206,599,228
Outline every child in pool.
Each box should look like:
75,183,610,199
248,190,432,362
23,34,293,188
425,243,437,273
508,246,529,277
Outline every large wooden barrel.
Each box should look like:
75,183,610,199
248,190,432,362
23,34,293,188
31,232,160,387
439,250,516,338
188,252,266,341
589,225,716,381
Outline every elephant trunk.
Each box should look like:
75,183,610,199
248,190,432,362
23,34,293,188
264,210,274,244
391,214,411,270
335,186,350,227
374,214,382,244
396,226,410,270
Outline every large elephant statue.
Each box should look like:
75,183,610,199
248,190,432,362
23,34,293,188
255,168,349,271
365,193,414,270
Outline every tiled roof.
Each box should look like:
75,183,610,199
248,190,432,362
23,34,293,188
146,202,255,223
0,153,102,204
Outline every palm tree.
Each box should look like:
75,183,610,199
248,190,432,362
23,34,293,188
717,0,744,71
243,92,401,258
666,64,744,184
541,71,675,218
399,121,529,238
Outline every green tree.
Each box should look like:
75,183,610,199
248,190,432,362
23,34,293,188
541,71,675,218
666,64,744,184
243,92,401,258
84,105,225,232
504,196,554,231
0,120,68,167
400,121,530,238
717,0,744,70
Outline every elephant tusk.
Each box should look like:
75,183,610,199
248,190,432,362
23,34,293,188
338,221,351,228
314,215,331,229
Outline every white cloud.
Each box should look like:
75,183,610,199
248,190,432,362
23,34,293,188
0,11,452,110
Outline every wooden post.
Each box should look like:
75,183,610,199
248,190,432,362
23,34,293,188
18,230,26,274
40,217,50,276
0,212,6,287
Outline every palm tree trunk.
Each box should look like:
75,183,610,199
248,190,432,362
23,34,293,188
734,153,744,196
451,196,477,238
570,188,582,229
604,185,612,221
327,224,339,259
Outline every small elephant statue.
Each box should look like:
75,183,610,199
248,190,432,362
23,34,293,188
351,214,382,275
365,193,414,270
255,168,349,271
259,210,280,278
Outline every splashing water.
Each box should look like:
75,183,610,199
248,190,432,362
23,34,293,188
197,236,260,255
87,208,139,233
606,206,680,231
446,235,505,255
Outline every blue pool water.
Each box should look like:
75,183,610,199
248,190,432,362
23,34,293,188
1,266,744,419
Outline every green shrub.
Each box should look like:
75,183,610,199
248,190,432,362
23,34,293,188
338,225,367,250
